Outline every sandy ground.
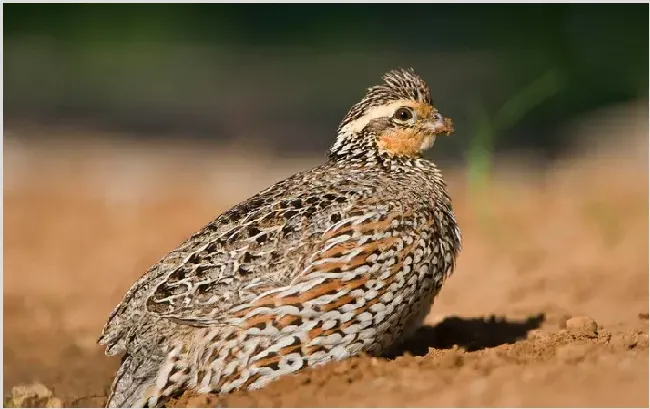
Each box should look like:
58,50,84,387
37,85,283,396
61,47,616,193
3,122,648,407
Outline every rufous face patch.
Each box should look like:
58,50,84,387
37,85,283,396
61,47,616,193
370,100,453,157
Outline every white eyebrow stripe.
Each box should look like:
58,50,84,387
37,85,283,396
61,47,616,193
339,100,414,135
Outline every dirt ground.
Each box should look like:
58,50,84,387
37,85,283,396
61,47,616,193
3,118,649,407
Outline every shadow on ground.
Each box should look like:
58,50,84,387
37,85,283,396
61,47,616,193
385,313,546,358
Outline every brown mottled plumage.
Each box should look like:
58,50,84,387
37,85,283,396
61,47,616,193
99,68,462,407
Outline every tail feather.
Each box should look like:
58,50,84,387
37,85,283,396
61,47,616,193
103,319,197,407
106,353,162,408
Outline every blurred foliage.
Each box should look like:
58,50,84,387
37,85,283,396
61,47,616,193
3,4,648,159
468,69,564,219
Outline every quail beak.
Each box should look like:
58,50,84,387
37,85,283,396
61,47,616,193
428,114,455,136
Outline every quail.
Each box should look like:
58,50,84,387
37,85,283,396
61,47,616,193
99,68,462,407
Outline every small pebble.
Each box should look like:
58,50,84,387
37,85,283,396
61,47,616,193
565,316,598,337
8,383,59,408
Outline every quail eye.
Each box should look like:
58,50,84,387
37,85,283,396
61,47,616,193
394,107,414,122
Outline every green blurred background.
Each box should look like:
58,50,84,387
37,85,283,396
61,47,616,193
3,3,648,162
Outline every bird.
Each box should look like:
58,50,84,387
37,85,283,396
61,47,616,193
99,67,462,408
